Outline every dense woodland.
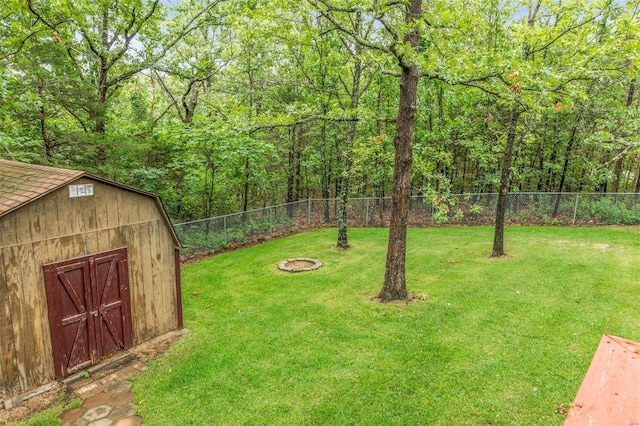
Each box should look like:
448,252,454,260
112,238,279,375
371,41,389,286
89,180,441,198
1,0,639,224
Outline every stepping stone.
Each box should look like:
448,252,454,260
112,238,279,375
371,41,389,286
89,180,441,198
108,390,135,406
109,402,138,419
83,393,111,409
87,419,113,426
104,380,132,394
113,416,143,426
58,407,85,422
82,405,114,422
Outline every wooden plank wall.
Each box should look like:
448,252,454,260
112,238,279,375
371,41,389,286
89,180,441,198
0,178,179,399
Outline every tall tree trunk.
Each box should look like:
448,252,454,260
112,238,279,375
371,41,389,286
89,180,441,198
622,157,634,193
626,78,636,108
612,78,630,195
336,151,352,247
94,84,108,165
375,80,386,225
545,128,559,190
337,49,363,249
378,0,422,302
536,142,545,192
336,119,356,248
321,118,331,222
38,106,54,159
523,0,541,59
459,149,468,193
633,158,640,201
243,157,250,213
491,107,520,257
203,162,216,219
95,9,109,136
95,12,109,165
552,123,578,217
294,139,302,201
183,84,199,124
286,126,297,217
612,151,625,194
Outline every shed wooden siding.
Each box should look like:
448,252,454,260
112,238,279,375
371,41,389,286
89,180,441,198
0,177,179,399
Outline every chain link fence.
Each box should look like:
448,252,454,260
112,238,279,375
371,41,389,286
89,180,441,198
174,193,640,258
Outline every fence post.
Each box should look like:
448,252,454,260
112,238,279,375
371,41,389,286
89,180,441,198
307,199,311,225
223,216,227,244
573,194,579,225
270,207,273,233
366,198,370,227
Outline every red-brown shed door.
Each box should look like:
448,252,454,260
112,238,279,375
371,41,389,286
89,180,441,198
44,248,133,379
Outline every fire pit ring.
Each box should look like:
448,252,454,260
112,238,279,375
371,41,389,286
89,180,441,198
278,258,323,272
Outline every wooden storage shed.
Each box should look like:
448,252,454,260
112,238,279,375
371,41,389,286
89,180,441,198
0,159,183,401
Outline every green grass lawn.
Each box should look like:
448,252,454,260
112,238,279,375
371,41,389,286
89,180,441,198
131,226,640,425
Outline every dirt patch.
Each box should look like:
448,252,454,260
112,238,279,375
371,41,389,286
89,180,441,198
288,260,314,268
130,329,186,363
556,240,612,251
369,293,428,305
0,387,63,423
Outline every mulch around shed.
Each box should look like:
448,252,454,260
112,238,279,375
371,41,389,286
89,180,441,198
0,330,185,425
59,359,145,426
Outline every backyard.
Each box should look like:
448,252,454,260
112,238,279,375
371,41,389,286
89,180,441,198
120,226,639,425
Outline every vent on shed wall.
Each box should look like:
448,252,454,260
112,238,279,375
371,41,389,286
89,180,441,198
68,184,94,198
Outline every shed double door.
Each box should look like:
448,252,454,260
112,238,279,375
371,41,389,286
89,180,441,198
44,248,133,379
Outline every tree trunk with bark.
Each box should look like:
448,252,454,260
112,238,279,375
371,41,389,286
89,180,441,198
552,123,578,217
612,153,624,194
377,0,422,301
375,80,387,225
286,126,298,218
491,107,520,257
337,49,363,249
321,117,331,222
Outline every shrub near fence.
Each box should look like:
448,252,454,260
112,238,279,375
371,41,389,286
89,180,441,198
174,193,640,258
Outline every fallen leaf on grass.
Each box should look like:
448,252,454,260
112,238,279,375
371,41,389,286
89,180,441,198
193,290,201,296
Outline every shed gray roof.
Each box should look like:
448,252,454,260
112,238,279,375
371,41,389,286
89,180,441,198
0,159,182,247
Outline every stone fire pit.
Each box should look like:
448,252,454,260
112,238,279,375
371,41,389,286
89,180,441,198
278,258,323,272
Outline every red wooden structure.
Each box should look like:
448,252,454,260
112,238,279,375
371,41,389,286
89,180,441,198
564,334,640,425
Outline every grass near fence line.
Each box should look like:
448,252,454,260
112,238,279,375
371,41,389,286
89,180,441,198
131,226,640,425
175,194,640,257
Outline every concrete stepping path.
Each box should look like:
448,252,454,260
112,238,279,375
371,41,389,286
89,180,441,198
58,360,146,426
0,331,184,425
